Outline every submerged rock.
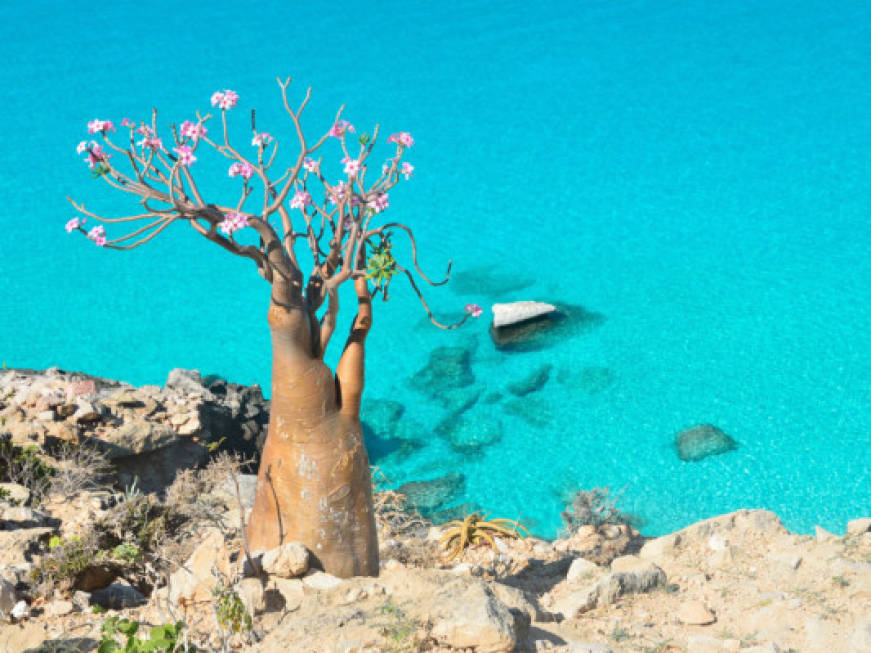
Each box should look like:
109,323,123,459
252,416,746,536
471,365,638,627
506,364,553,397
361,399,405,437
502,396,551,428
557,366,616,394
435,412,503,453
397,473,466,515
675,424,738,462
451,266,536,297
410,347,475,397
428,502,485,524
491,301,558,328
491,303,606,352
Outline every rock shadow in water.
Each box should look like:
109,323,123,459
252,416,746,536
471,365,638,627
491,304,607,353
502,395,552,428
506,364,553,397
674,424,738,462
451,266,536,297
435,411,503,454
428,502,485,524
556,366,616,395
409,346,475,399
362,421,424,464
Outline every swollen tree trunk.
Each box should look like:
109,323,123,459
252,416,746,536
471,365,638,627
246,288,378,577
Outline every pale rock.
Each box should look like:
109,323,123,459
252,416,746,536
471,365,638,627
236,577,265,616
0,579,15,616
846,518,871,535
302,570,342,591
69,379,97,397
639,533,682,560
491,301,557,328
0,527,53,568
169,528,231,606
382,559,403,571
814,525,837,541
36,410,55,421
565,644,613,653
177,413,202,436
489,583,536,629
566,557,601,582
849,621,871,653
742,645,780,653
430,582,516,653
676,600,716,625
268,577,304,611
708,547,735,569
707,534,727,551
804,616,839,652
687,635,728,653
100,418,178,457
555,557,666,619
0,483,30,506
73,400,101,423
767,551,802,571
46,599,74,616
10,600,28,620
261,542,309,578
169,413,189,426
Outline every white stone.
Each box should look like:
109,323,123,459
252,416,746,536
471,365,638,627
846,518,871,535
491,301,558,328
10,600,28,620
47,600,74,616
677,601,716,625
261,542,309,578
301,570,342,590
707,534,727,551
430,582,516,653
814,525,837,541
566,557,600,582
687,635,727,653
236,578,265,616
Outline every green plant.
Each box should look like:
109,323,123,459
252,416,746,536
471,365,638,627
98,616,195,652
213,584,252,634
0,486,19,505
0,438,58,501
438,513,529,560
610,625,630,642
112,542,141,562
832,574,850,587
376,597,423,652
30,534,95,593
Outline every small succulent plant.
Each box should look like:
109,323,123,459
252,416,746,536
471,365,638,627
438,513,529,560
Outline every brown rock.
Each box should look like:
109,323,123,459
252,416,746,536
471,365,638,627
677,600,716,625
261,542,310,578
169,528,231,606
69,379,97,397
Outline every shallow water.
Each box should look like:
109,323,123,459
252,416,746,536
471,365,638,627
1,0,869,537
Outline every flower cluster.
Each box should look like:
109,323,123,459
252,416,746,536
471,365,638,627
65,217,83,233
328,181,348,205
290,190,312,210
369,193,389,214
252,132,273,147
88,225,107,247
121,118,132,127
329,120,355,138
134,126,163,150
211,90,239,110
388,132,414,148
180,121,207,141
229,162,254,180
342,157,361,177
400,162,414,179
219,211,248,235
87,119,115,134
464,303,483,318
77,141,110,168
173,145,196,166
303,157,319,173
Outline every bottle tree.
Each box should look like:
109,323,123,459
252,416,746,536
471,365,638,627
68,78,483,577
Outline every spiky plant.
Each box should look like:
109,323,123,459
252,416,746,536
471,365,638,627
438,513,529,560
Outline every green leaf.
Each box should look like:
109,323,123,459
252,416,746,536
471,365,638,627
358,133,371,146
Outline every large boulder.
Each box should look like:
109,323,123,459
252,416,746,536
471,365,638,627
675,424,738,461
430,581,517,652
435,412,503,453
491,301,558,328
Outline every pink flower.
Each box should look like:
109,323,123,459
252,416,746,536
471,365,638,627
136,125,153,136
400,162,414,180
252,132,273,147
388,132,414,148
87,225,105,241
342,157,361,177
219,211,248,235
180,121,207,141
94,236,107,247
65,218,80,233
290,190,312,210
120,118,132,127
211,90,239,110
370,193,389,213
329,120,355,138
84,144,110,168
328,181,348,205
173,145,196,166
303,157,319,173
228,162,254,180
87,119,115,134
139,136,163,151
76,140,89,154
464,303,483,318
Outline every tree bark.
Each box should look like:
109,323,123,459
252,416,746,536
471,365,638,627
245,287,378,577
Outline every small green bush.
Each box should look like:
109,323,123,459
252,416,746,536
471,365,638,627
97,616,197,653
213,584,252,635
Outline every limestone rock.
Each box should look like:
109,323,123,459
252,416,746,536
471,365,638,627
169,528,231,606
429,581,516,653
566,557,601,582
491,301,557,328
165,368,211,399
237,577,265,616
46,599,74,616
847,518,871,535
302,570,342,591
677,600,716,625
268,577,305,611
555,557,666,619
565,645,614,653
410,346,475,397
506,364,553,397
91,581,146,609
687,635,731,653
675,424,738,461
98,418,178,458
0,527,52,568
261,542,309,578
850,621,871,653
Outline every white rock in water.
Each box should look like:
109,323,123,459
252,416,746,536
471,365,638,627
491,301,557,328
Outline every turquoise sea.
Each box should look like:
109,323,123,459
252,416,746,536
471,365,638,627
1,1,868,538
